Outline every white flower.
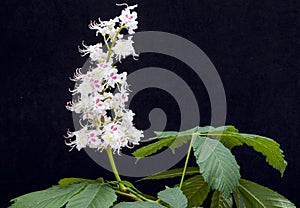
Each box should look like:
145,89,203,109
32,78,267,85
78,42,107,62
65,127,89,150
67,62,143,153
88,4,138,36
123,122,143,144
70,68,85,82
66,97,90,114
89,17,119,37
66,4,143,153
89,67,105,91
94,95,109,111
119,4,138,34
122,110,135,122
105,67,120,87
87,130,102,149
75,80,94,98
102,123,123,150
112,36,138,61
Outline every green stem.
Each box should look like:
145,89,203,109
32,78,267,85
106,147,126,191
179,134,195,189
105,26,125,62
101,24,158,202
114,190,143,201
127,187,157,203
102,34,110,52
102,24,127,191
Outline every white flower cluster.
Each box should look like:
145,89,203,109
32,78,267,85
65,4,143,154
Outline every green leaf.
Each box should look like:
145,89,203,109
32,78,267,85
132,137,175,158
10,183,85,208
136,126,228,158
138,167,199,181
138,125,287,176
210,191,233,208
233,189,246,208
154,127,198,139
239,133,287,176
212,126,239,133
66,184,117,208
205,127,243,148
149,127,213,155
153,129,195,154
158,187,188,208
154,131,182,138
234,179,296,208
169,134,192,153
114,202,166,208
156,127,215,153
180,175,210,208
202,125,287,176
58,178,96,187
218,131,287,176
192,136,240,197
168,126,235,152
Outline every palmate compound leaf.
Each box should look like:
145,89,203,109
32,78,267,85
10,183,86,208
113,202,166,208
66,184,117,208
134,125,286,177
157,187,188,208
234,179,296,208
180,175,210,208
133,126,241,159
192,135,240,197
210,190,233,208
193,126,287,176
214,128,287,176
138,167,199,181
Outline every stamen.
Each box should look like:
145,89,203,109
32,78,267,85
116,3,129,7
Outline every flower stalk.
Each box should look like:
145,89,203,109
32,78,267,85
106,25,125,62
65,3,159,204
106,147,122,181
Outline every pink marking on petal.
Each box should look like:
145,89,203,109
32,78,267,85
96,98,100,103
99,63,108,68
90,133,95,137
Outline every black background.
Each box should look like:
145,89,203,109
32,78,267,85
1,0,300,207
